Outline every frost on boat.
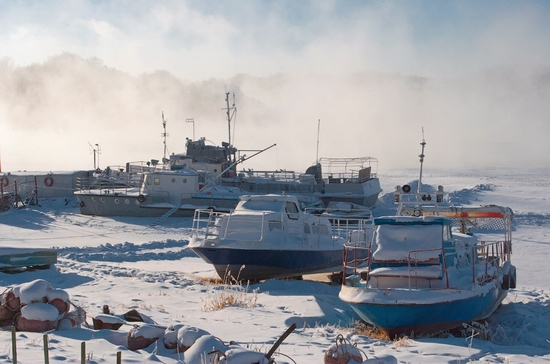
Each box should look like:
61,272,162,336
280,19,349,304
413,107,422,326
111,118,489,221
339,137,516,338
189,194,372,282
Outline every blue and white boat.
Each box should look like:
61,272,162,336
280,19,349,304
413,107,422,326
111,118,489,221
338,137,516,338
189,194,372,282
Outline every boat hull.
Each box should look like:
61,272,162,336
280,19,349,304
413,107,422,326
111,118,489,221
0,248,57,270
340,283,507,338
191,246,344,281
74,194,238,217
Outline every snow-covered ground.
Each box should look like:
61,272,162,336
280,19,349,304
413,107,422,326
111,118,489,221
0,168,549,363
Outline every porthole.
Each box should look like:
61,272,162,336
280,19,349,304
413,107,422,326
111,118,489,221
100,197,105,203
114,198,119,204
171,178,176,183
182,178,187,183
91,197,96,202
125,199,130,204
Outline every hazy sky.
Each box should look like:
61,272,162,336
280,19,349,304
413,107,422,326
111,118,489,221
1,1,550,173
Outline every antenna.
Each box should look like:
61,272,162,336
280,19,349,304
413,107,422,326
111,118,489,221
161,112,170,162
88,142,101,169
222,91,237,152
418,128,426,193
186,118,195,140
316,119,321,164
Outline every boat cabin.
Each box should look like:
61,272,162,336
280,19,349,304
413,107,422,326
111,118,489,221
368,216,461,289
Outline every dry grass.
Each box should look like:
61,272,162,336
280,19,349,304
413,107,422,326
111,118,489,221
200,266,260,312
350,320,391,340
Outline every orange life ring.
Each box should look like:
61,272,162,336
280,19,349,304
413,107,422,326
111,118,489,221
44,176,54,187
0,177,8,187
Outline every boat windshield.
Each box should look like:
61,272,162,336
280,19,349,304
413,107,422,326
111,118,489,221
236,200,285,213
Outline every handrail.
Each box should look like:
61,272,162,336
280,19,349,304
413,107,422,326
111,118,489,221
407,248,448,289
342,239,510,290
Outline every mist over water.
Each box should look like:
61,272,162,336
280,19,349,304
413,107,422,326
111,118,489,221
1,54,549,173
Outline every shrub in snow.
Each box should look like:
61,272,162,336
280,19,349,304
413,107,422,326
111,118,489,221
17,303,59,332
127,324,166,351
176,325,210,352
324,335,363,364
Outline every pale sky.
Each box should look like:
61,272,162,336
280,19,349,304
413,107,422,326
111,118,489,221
1,1,550,173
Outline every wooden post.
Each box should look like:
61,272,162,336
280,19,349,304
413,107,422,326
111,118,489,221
81,342,85,364
43,334,49,364
116,351,122,364
11,326,17,363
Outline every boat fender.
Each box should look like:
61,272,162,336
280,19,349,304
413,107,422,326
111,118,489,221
0,177,8,187
44,176,54,187
79,201,85,208
137,194,146,203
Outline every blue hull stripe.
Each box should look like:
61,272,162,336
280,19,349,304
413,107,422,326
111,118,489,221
191,247,343,281
348,286,507,336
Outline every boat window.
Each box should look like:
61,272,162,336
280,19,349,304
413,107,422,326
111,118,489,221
443,224,451,242
154,177,160,185
146,176,152,185
304,224,311,234
285,202,299,214
285,202,300,220
171,178,176,183
312,224,330,235
182,178,187,183
238,200,283,212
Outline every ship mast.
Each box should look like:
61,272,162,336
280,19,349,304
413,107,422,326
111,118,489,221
418,128,426,193
161,112,169,164
223,91,237,162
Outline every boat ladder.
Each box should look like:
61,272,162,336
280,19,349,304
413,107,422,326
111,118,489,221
150,205,180,226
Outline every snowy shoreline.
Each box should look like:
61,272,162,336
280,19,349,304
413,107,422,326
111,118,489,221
0,169,549,363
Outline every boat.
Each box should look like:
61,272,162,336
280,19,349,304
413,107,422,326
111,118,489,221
189,194,372,282
74,92,382,217
338,137,516,338
320,201,372,221
0,247,57,271
74,168,243,218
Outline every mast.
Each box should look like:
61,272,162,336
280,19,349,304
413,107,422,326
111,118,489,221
223,91,237,162
316,119,320,164
418,128,426,193
161,112,169,163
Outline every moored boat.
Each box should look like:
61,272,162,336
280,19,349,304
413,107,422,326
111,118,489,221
0,247,57,271
74,168,242,218
338,137,516,338
189,194,372,282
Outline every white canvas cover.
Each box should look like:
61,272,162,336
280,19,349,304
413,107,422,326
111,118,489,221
372,224,443,262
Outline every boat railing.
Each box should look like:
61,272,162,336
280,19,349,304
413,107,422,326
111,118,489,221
193,209,369,246
475,239,511,285
331,218,374,243
236,169,299,181
192,209,227,241
343,239,512,290
342,244,373,278
407,248,449,289
319,157,378,183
